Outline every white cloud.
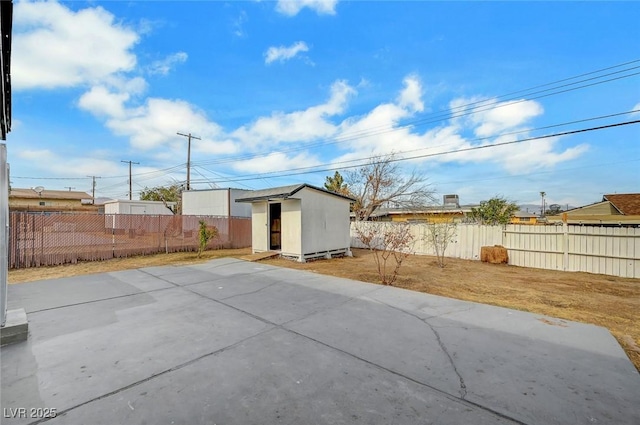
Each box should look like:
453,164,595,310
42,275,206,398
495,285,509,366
148,52,188,76
78,85,236,156
16,149,122,177
276,0,338,16
632,102,640,116
78,86,130,118
265,41,310,64
108,98,233,153
232,152,321,174
331,77,585,175
232,10,248,38
232,80,355,147
13,1,139,90
471,100,543,137
397,75,424,113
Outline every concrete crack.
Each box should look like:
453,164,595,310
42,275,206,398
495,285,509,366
370,299,468,399
425,319,467,399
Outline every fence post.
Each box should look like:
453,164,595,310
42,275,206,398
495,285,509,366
562,213,569,271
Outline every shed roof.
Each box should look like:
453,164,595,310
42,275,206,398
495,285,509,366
603,193,640,215
235,183,355,203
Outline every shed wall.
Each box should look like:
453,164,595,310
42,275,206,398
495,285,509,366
298,188,351,255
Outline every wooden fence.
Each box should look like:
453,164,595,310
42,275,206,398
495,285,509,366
351,222,640,278
9,212,252,269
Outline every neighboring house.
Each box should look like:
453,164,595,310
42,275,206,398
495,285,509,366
358,195,477,223
103,200,176,215
547,193,640,225
236,183,354,262
9,187,95,212
182,188,252,218
510,211,539,225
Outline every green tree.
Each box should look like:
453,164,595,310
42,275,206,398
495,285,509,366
470,196,519,225
324,171,351,196
139,183,182,214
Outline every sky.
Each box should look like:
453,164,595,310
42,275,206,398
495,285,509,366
5,0,640,208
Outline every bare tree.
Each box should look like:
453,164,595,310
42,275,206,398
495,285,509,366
347,153,434,221
353,220,415,285
423,216,457,268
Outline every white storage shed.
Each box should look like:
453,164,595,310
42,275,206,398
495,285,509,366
182,188,252,217
236,183,354,262
103,200,176,215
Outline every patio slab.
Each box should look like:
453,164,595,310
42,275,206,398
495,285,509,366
2,258,639,425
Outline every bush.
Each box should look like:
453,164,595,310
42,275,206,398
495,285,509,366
198,220,218,257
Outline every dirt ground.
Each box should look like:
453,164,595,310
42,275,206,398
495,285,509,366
8,248,640,372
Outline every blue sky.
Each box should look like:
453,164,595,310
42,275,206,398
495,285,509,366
6,0,640,208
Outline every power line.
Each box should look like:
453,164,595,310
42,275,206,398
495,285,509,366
189,119,640,184
191,62,640,168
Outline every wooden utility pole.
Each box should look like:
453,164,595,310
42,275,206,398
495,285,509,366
121,160,139,200
177,132,201,190
87,175,101,204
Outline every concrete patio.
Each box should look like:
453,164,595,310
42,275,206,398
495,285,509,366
2,258,639,424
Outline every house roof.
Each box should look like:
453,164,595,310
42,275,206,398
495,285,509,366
235,183,355,203
513,211,538,218
603,193,640,215
10,188,92,200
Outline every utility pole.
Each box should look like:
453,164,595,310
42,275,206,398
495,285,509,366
177,132,201,191
540,191,546,217
87,176,101,204
121,160,139,200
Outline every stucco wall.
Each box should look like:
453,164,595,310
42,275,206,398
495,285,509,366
230,190,252,217
298,188,351,255
251,201,268,252
182,189,251,217
182,190,228,216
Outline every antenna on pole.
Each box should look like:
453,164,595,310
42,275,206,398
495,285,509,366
177,132,201,191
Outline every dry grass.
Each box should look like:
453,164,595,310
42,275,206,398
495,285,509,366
8,247,640,371
8,248,252,284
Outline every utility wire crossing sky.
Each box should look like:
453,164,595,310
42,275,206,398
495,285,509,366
5,0,640,207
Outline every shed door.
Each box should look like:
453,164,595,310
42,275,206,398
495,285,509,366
269,203,281,250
